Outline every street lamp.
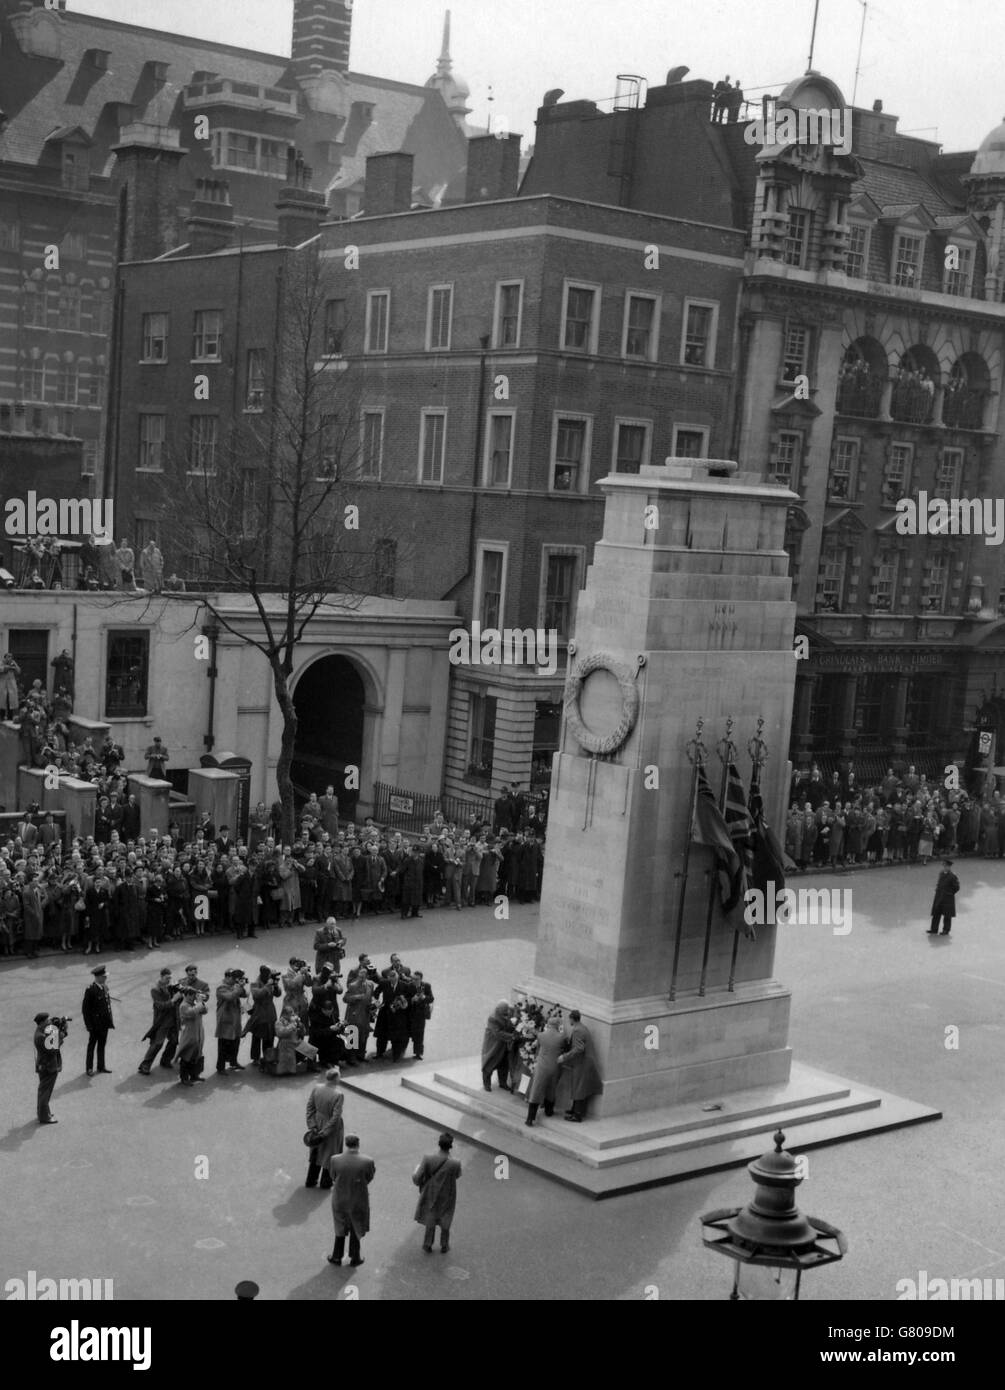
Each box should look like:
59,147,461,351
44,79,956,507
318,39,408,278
700,1129,847,1300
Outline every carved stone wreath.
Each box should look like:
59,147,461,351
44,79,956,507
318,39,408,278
563,651,641,755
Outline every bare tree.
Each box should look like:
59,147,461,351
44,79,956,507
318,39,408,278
155,246,396,842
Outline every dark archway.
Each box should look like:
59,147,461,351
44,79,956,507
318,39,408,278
292,655,365,820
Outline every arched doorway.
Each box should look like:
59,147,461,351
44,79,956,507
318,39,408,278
292,655,365,820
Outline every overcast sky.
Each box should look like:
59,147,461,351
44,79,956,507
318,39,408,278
72,0,1002,157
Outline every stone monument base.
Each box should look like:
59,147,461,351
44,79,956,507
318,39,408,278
343,1060,940,1198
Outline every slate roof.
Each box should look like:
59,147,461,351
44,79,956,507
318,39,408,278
853,158,963,219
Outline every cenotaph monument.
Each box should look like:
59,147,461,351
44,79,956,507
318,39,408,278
349,461,939,1195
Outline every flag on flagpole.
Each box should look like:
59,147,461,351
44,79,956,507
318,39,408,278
693,763,743,912
749,760,788,897
725,762,755,935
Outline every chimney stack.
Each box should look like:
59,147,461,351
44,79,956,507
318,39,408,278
363,152,414,216
185,179,235,255
291,0,352,81
276,160,328,246
465,133,522,203
110,124,188,261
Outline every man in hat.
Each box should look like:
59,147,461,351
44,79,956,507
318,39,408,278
82,965,114,1075
412,1132,462,1254
327,1133,375,1267
929,859,960,936
34,1011,67,1124
138,968,181,1074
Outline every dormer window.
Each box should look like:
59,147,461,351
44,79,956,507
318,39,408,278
88,49,111,70
846,223,869,277
61,146,90,191
892,232,923,288
943,241,975,297
147,61,169,83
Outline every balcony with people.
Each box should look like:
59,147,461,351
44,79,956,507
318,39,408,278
836,340,885,419
890,348,938,425
942,355,990,430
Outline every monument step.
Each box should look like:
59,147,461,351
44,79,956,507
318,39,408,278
343,1059,940,1197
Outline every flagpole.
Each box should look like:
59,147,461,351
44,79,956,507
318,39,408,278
699,717,735,997
729,717,768,992
670,718,706,1002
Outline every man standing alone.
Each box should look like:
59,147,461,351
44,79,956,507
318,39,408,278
929,859,960,936
327,1133,375,1267
413,1132,461,1254
82,965,114,1075
34,1011,66,1123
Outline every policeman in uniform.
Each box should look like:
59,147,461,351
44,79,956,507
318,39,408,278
34,1011,67,1124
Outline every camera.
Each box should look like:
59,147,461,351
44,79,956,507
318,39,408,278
290,958,307,972
49,1015,71,1029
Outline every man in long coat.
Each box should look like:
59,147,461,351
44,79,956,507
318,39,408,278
525,1015,564,1126
214,970,247,1072
319,786,340,839
481,999,517,1092
327,1134,375,1267
559,1010,603,1121
82,964,114,1074
138,968,180,1074
373,968,412,1061
342,969,375,1062
305,1067,345,1188
929,859,960,935
413,1132,462,1253
398,845,424,919
21,874,46,958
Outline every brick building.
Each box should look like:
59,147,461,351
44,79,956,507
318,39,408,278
110,136,746,803
0,0,470,501
523,66,1005,777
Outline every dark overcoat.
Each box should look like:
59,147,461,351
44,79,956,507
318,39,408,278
329,1150,375,1237
528,1026,564,1105
931,869,960,920
559,1022,602,1101
413,1153,462,1229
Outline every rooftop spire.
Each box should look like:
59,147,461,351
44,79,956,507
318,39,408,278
437,10,452,77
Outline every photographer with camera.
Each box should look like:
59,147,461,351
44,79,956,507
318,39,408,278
313,917,346,975
281,957,312,1028
138,967,181,1074
177,986,210,1085
245,964,282,1071
34,1011,68,1123
215,968,248,1073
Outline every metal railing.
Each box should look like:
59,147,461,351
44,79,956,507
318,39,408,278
372,781,493,835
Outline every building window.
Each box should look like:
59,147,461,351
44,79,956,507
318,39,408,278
872,549,899,611
672,425,709,458
493,281,523,348
770,431,802,489
783,209,810,267
61,146,90,191
623,293,658,360
542,549,581,639
192,310,222,362
318,414,339,479
56,409,75,436
58,286,82,331
133,519,161,553
484,411,514,487
105,632,149,718
61,231,87,261
94,293,112,336
551,415,590,492
921,553,950,612
7,631,49,692
138,414,166,472
141,312,168,362
846,223,868,277
892,232,923,288
883,442,913,504
816,540,848,612
245,349,266,411
419,410,446,483
365,290,390,354
426,285,453,351
829,437,859,499
360,411,383,480
613,419,650,474
323,299,346,355
82,440,97,477
188,415,218,474
943,242,974,297
681,300,717,367
88,360,106,409
23,284,46,329
57,360,78,405
562,282,599,353
934,447,963,500
781,325,809,384
476,546,506,628
22,357,45,401
906,675,936,739
210,129,290,178
853,674,884,741
467,693,497,786
374,538,396,596
0,221,21,252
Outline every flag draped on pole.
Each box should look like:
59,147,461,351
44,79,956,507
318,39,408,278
725,762,755,936
748,760,787,898
693,764,743,912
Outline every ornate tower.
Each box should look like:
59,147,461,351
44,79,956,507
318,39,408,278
425,10,472,133
291,0,353,82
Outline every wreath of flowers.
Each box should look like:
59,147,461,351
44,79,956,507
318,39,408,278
513,995,563,1069
563,651,640,756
